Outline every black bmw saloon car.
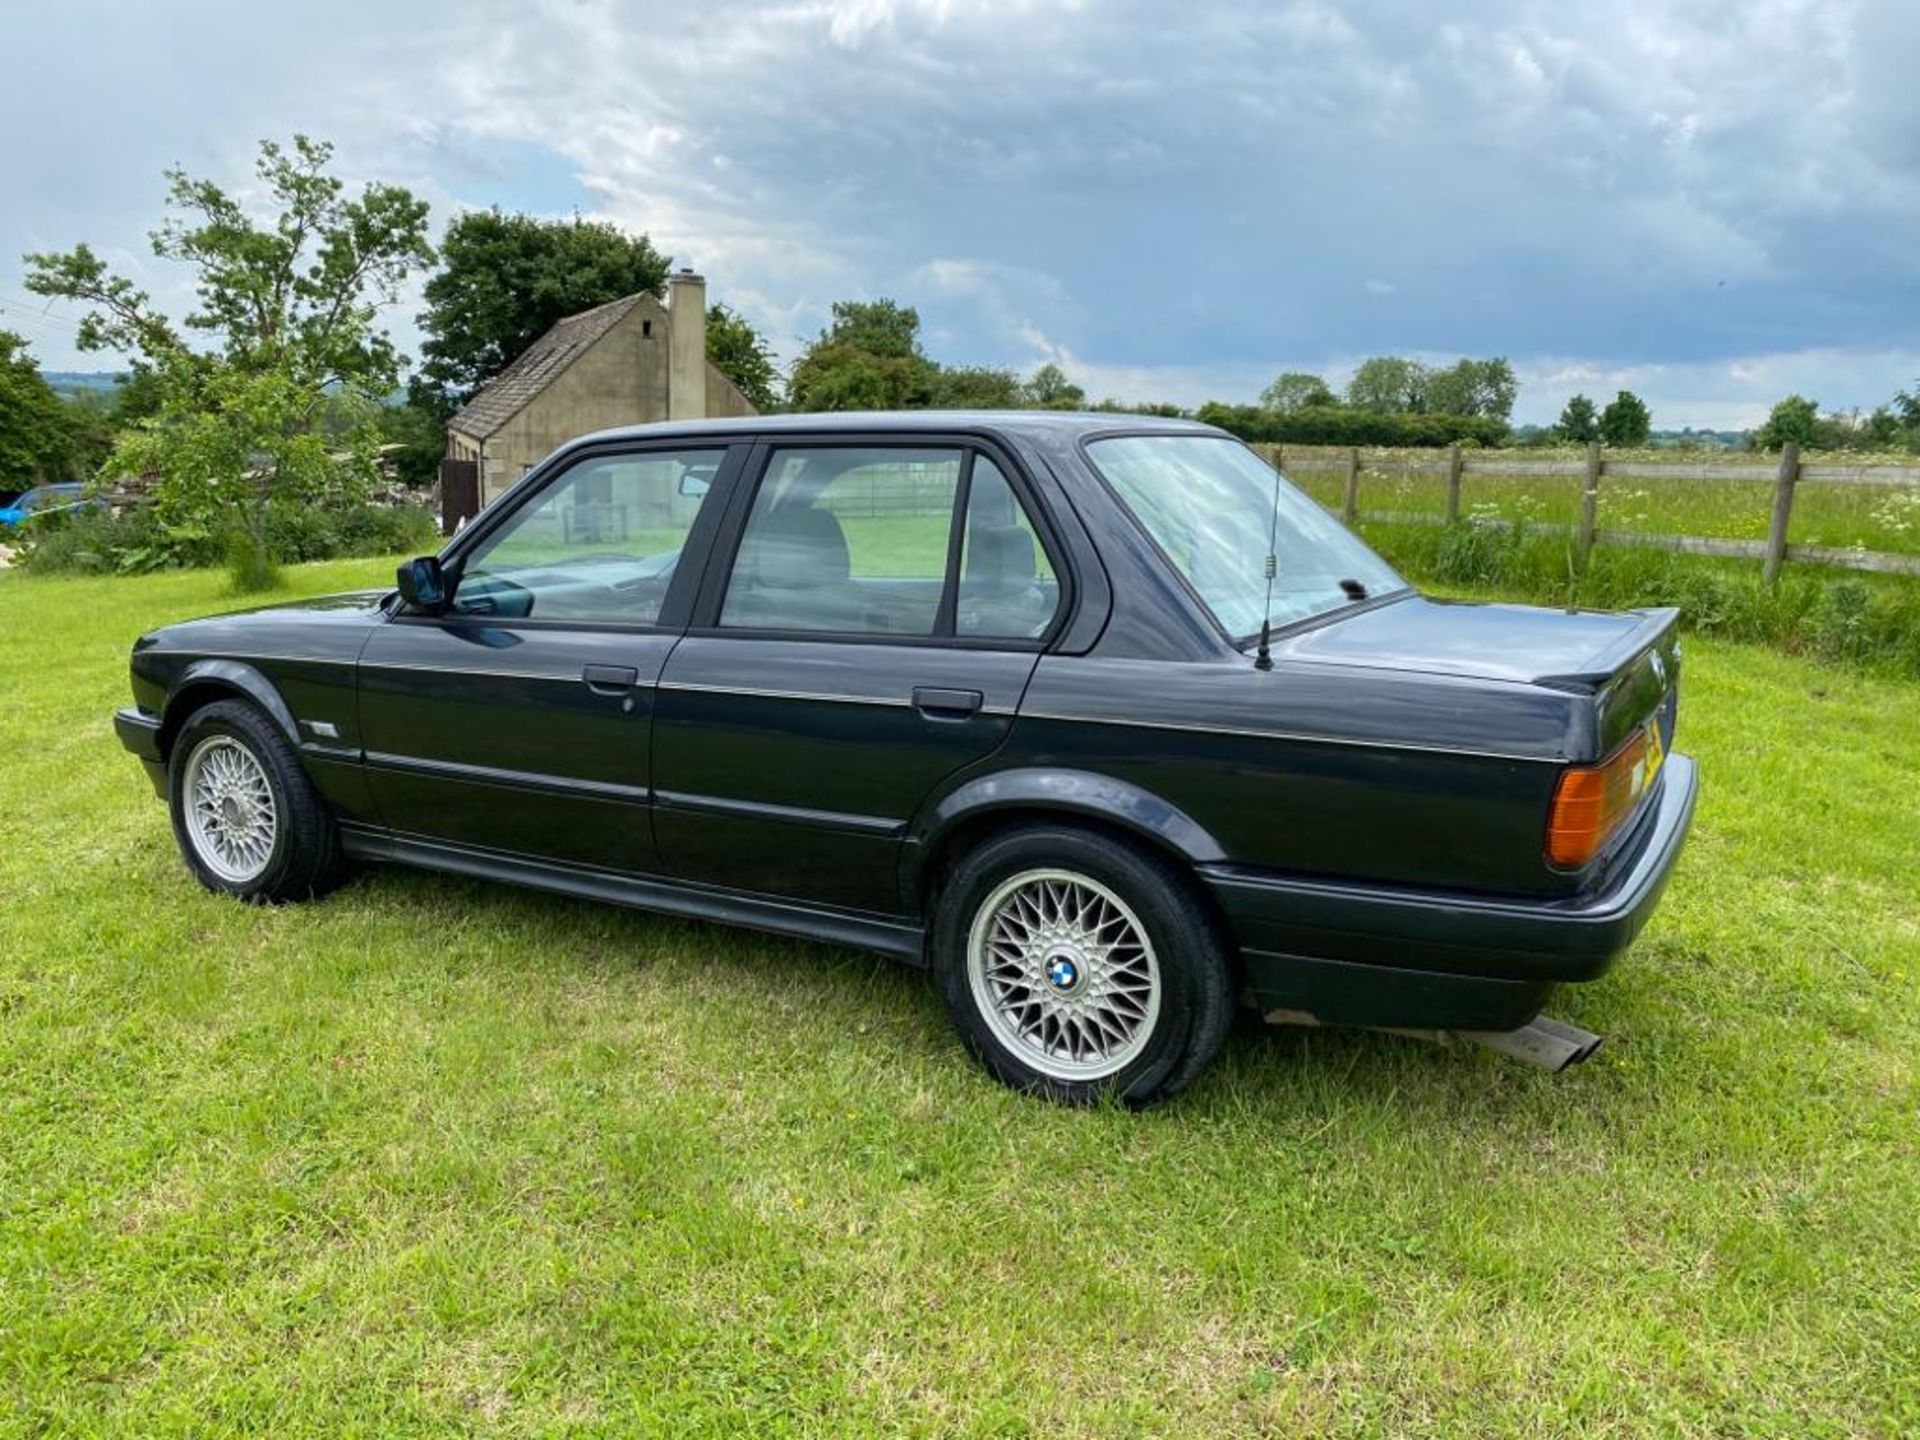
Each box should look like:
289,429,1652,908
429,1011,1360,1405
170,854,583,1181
115,413,1697,1104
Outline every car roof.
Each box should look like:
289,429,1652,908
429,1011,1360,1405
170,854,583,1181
568,409,1228,448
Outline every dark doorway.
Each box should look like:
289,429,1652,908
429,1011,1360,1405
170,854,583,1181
439,457,480,535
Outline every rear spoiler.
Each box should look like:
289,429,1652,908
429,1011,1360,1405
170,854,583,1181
1535,607,1681,692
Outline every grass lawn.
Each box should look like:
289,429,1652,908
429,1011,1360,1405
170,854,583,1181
3,559,1917,1437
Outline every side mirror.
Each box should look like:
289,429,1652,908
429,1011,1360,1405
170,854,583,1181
678,469,712,499
396,555,453,613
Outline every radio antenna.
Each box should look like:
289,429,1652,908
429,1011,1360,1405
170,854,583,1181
1254,452,1284,671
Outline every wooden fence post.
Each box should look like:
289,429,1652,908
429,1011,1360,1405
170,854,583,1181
1343,447,1360,524
1577,442,1602,564
1445,444,1463,524
1763,442,1800,585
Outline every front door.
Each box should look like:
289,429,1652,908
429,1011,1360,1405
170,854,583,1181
652,441,1065,913
358,442,741,873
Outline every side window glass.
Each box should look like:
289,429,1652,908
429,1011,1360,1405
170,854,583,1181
452,449,724,623
957,457,1059,640
720,448,962,635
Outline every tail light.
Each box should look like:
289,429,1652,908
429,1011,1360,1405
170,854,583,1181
1546,724,1666,870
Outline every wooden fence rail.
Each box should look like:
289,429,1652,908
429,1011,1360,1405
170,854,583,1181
1255,443,1920,580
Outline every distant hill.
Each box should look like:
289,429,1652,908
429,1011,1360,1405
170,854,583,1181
43,371,126,397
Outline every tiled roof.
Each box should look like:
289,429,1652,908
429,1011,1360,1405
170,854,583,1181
447,294,645,440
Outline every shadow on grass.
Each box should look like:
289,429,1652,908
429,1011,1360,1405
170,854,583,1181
317,859,1574,1133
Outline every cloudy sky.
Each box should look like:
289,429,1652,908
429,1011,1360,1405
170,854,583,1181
3,0,1918,427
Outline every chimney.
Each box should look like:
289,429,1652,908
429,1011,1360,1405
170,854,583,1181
666,268,707,421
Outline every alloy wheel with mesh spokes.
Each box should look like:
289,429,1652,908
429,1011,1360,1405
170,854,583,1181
966,867,1164,1082
182,735,280,883
165,698,345,904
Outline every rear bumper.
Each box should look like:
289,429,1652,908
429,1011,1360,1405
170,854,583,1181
1202,753,1699,1030
114,706,167,795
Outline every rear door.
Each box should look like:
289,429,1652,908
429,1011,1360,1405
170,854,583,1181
651,437,1067,913
357,441,743,872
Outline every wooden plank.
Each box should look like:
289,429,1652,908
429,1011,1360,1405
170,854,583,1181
1359,460,1452,476
1797,463,1920,486
1598,529,1768,561
1444,444,1463,524
1786,544,1920,576
1288,456,1451,477
1603,459,1920,485
1600,460,1775,482
1342,447,1360,524
1461,458,1590,477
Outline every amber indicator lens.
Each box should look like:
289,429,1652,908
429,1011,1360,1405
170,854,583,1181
1546,725,1664,869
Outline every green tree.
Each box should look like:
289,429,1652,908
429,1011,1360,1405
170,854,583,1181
411,210,669,418
25,135,433,587
1023,362,1086,410
1598,389,1652,447
787,299,935,412
816,299,924,360
1753,395,1818,451
58,388,119,480
789,344,934,412
1859,407,1904,450
929,364,1023,409
705,302,781,412
372,400,446,489
0,331,77,489
1346,356,1429,413
1556,393,1600,443
1260,371,1336,414
1424,358,1518,420
106,365,163,428
1089,399,1187,417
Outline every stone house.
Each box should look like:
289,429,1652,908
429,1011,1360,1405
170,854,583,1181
445,270,756,507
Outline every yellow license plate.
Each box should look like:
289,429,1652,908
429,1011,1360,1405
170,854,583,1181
1639,722,1666,793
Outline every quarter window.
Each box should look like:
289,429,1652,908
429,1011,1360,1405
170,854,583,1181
719,446,1060,641
451,448,726,624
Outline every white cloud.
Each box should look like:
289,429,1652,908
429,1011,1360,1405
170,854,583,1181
3,0,1918,427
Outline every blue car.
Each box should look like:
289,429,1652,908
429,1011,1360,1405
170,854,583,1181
0,483,91,529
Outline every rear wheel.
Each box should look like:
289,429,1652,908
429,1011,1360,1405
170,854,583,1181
932,824,1233,1106
167,699,344,903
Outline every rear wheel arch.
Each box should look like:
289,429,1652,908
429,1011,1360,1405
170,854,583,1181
908,769,1228,917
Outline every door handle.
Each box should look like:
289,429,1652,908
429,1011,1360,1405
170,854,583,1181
913,686,985,721
582,664,640,695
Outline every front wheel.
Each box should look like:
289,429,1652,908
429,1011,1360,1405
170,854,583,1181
931,825,1234,1107
167,699,344,903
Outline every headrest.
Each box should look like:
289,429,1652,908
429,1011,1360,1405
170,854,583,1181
966,523,1035,594
747,506,850,590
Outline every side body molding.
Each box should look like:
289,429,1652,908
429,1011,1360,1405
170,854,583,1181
902,767,1228,905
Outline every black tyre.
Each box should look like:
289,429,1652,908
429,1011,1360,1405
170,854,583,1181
931,823,1234,1107
166,699,345,903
